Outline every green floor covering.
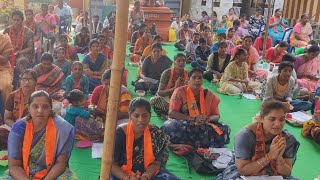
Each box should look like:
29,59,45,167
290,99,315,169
1,43,319,179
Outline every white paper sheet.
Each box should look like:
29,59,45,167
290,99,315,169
290,111,312,123
209,148,232,169
241,176,284,180
242,93,257,100
92,143,103,159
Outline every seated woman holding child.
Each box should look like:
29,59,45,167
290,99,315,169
0,69,36,149
33,53,64,101
150,53,188,117
162,68,230,148
75,70,131,140
218,48,261,95
218,100,300,180
111,98,179,180
64,62,89,98
83,39,111,91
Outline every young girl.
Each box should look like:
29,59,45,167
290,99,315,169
64,62,89,98
64,89,90,126
218,48,261,95
54,47,71,87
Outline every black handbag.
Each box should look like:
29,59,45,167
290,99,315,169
186,149,223,175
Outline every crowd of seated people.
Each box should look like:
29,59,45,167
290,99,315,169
1,2,320,179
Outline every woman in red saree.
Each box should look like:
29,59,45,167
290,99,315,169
217,100,299,179
265,41,288,64
33,53,64,101
75,70,131,140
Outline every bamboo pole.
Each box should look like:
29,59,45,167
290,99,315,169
99,0,129,179
262,0,272,59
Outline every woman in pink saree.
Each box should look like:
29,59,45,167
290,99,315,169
290,14,313,48
294,45,320,93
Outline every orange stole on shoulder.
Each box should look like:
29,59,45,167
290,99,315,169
251,122,278,176
166,68,188,89
22,117,57,179
121,121,155,176
186,86,206,116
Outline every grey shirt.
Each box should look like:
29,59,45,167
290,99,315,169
142,55,172,80
235,128,299,175
263,74,295,102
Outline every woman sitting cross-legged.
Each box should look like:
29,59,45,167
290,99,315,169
0,90,77,179
263,61,312,112
150,53,188,117
217,100,300,180
111,97,179,180
0,69,37,149
75,69,131,140
162,68,230,148
83,39,111,91
33,52,65,101
218,48,261,95
133,43,172,94
130,28,153,66
203,41,231,82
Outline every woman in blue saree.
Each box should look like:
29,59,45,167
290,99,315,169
83,39,111,91
269,9,289,46
1,90,77,179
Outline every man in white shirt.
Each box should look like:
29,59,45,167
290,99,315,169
170,16,183,32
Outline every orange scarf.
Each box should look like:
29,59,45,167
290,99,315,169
96,86,108,112
13,88,25,121
186,86,206,116
166,68,188,89
9,26,25,52
121,121,155,176
269,16,285,33
250,122,278,175
22,117,57,179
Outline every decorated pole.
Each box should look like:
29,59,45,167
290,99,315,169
262,0,272,59
99,0,129,179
